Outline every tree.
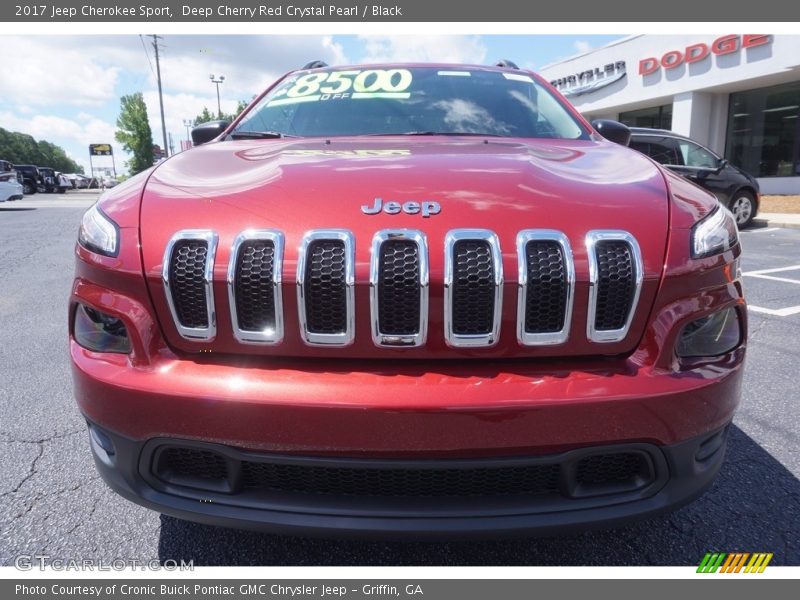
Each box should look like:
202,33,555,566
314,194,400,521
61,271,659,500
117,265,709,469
193,100,249,126
115,93,154,175
0,127,83,173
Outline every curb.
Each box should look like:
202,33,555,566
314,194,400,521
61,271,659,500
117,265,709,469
754,214,800,230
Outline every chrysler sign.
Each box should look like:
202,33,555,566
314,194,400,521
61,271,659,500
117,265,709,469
550,61,626,97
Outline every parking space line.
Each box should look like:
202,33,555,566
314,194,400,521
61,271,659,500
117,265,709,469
748,304,800,317
743,264,800,276
742,227,780,234
745,274,800,285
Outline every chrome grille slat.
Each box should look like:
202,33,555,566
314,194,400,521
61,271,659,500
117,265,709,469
586,231,643,343
443,229,503,348
369,229,428,347
162,230,218,340
296,230,355,347
516,230,574,346
227,230,284,345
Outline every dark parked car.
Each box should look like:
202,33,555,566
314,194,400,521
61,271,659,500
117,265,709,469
629,128,760,227
14,164,40,195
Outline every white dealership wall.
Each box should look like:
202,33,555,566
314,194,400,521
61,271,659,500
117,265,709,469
539,35,800,194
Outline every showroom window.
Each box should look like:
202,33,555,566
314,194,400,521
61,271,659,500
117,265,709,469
619,104,673,129
726,81,800,178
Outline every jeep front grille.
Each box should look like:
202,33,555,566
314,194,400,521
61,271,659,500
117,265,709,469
162,228,644,348
586,231,643,343
516,230,574,346
227,230,284,344
162,230,218,340
370,230,428,347
296,230,355,346
443,229,503,347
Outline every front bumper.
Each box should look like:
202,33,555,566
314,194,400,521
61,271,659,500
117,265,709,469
86,421,730,538
72,334,743,536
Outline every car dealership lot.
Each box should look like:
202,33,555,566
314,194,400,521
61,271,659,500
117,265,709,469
0,200,798,566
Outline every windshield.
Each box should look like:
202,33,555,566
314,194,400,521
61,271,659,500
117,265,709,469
233,67,588,139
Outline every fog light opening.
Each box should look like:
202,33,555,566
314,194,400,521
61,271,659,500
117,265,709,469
73,303,131,354
677,307,741,359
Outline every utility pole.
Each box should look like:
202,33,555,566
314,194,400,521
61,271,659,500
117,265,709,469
151,35,169,158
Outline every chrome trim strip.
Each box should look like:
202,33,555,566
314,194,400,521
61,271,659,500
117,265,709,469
443,229,503,348
516,230,574,346
369,229,429,347
296,229,355,347
161,229,218,341
227,230,284,345
585,230,643,343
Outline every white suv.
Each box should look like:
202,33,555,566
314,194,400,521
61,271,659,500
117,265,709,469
0,163,23,202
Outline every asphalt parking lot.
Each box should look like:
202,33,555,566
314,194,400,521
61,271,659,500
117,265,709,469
0,194,798,566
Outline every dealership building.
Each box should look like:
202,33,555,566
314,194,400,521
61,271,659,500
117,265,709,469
539,34,800,194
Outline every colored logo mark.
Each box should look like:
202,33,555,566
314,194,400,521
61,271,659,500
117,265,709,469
697,552,773,573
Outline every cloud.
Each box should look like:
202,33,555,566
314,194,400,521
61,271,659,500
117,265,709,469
573,40,592,54
357,35,487,64
0,37,122,106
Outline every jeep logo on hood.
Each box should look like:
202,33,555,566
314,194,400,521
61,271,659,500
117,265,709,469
361,198,441,218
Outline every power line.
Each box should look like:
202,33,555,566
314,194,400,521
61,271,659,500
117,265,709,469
138,34,155,78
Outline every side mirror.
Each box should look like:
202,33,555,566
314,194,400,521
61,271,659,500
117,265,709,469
716,158,729,173
191,120,230,146
591,119,631,147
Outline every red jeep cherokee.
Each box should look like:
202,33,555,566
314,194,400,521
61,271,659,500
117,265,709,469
70,62,745,537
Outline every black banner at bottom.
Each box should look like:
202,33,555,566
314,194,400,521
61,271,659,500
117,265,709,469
3,579,796,600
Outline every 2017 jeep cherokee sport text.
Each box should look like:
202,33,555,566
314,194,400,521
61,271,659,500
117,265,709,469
70,63,746,537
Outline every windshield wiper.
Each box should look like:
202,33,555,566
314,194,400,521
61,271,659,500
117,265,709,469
365,131,506,137
229,130,298,139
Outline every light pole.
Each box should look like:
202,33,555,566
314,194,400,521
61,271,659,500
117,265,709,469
209,74,225,119
183,119,193,142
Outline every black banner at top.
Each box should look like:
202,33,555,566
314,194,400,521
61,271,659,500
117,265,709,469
2,0,798,22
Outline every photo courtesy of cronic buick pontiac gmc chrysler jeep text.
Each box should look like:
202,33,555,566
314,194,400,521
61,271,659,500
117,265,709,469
69,61,746,537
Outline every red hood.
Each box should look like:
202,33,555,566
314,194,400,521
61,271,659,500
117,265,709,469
140,137,670,359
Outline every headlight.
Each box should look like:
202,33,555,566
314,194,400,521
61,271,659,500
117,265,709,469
691,206,738,259
676,307,741,358
73,304,131,354
79,203,119,257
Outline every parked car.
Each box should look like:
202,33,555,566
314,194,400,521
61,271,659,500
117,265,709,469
0,166,23,202
71,61,745,537
65,173,91,189
629,128,760,227
37,167,71,193
14,164,40,195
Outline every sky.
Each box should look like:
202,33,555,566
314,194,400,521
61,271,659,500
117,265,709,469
0,34,621,175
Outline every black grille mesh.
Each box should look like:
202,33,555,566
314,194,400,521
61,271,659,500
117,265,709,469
152,446,655,500
524,241,567,333
240,461,561,497
169,240,209,328
234,240,276,332
594,241,635,331
158,448,228,481
305,240,347,334
575,452,648,485
452,240,495,335
378,240,420,335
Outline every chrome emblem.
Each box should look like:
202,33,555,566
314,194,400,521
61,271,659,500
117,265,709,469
361,198,441,218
